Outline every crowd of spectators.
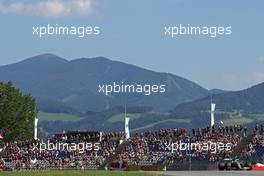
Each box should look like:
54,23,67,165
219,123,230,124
115,126,243,167
0,125,264,171
241,124,264,160
0,131,121,170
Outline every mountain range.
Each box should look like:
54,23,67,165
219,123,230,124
1,54,263,134
40,82,264,134
172,82,264,118
0,54,209,113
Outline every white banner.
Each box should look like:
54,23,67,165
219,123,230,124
211,103,216,112
99,132,102,142
211,103,216,127
34,118,39,140
125,117,130,140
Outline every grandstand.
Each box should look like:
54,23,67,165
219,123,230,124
1,124,264,171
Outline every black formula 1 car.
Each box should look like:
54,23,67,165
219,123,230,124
218,158,252,171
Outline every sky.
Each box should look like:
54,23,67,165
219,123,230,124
0,0,263,90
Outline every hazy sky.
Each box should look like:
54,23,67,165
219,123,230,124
0,0,263,90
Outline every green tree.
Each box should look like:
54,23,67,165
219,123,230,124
0,81,36,142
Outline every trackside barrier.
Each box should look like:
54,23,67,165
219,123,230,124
127,165,164,171
167,160,217,171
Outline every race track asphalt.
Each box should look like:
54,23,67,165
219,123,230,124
145,170,264,176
